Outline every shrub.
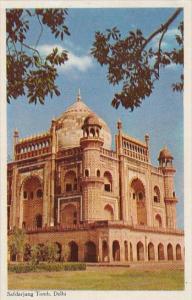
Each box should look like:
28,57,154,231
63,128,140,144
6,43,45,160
30,243,60,264
8,262,86,273
38,262,86,272
8,263,37,273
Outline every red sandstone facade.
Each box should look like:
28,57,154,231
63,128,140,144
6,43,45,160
7,93,184,262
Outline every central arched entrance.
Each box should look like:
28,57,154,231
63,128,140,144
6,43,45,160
112,240,120,261
130,178,147,225
84,241,97,262
69,241,78,261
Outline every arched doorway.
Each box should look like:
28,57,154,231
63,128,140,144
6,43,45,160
102,240,108,262
124,241,128,261
112,240,120,261
158,243,164,260
176,244,182,260
155,214,162,228
137,241,144,261
84,241,97,262
69,241,78,261
148,242,155,260
35,214,42,228
167,243,173,260
104,204,114,221
130,178,147,225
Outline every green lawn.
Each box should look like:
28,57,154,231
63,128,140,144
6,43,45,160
8,266,184,290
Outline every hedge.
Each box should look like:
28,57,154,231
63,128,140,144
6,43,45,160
8,262,86,273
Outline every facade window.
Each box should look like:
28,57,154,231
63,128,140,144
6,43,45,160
85,169,89,177
104,171,112,192
104,184,111,192
64,170,77,192
36,189,43,198
133,193,136,199
23,191,28,199
97,169,100,177
173,191,176,197
154,186,160,203
66,183,72,192
154,196,158,202
30,192,33,199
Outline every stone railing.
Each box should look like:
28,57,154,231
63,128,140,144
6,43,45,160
101,148,118,159
131,224,184,235
15,134,51,160
123,148,148,162
8,222,184,235
122,137,149,162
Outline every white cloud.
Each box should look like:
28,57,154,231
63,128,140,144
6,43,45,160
37,44,93,73
151,27,180,50
62,52,93,72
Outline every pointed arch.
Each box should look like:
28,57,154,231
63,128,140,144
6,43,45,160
148,242,155,260
130,178,147,225
158,243,164,260
137,241,144,261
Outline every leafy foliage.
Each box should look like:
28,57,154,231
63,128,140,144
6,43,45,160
91,9,183,110
8,227,26,261
6,9,70,104
30,242,60,264
8,262,86,273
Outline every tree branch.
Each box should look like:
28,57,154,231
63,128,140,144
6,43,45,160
142,8,182,50
35,13,44,48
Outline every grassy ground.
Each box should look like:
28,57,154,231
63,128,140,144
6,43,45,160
8,265,184,290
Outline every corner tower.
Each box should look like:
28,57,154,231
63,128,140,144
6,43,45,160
158,147,178,229
80,114,104,221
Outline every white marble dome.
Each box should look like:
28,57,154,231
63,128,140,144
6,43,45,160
55,94,112,150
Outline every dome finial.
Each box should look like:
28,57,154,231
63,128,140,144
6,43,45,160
77,88,81,102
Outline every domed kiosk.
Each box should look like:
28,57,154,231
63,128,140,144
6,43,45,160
55,91,112,150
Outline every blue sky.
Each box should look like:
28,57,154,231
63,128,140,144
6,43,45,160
7,8,183,227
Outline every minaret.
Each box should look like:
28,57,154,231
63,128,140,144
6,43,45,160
80,114,104,221
158,146,177,229
13,128,19,160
